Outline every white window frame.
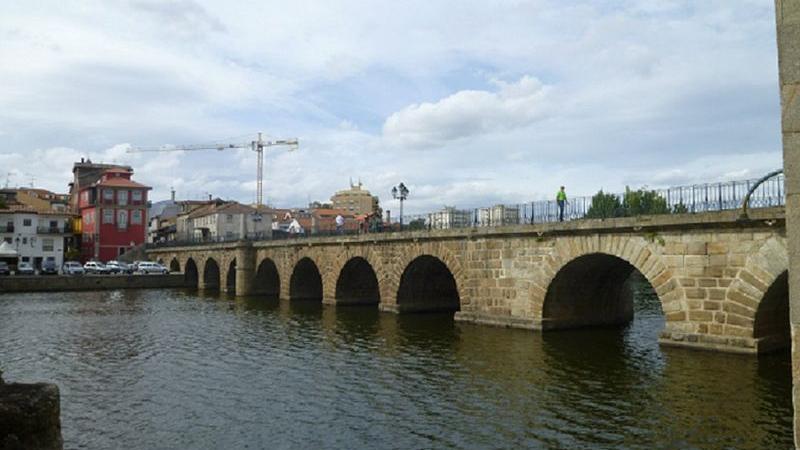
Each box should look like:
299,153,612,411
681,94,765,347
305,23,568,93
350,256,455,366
131,210,142,225
132,190,142,202
103,189,114,202
117,190,128,206
117,210,128,229
42,238,54,252
103,209,114,224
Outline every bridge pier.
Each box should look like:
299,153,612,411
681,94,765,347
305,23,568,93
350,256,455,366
776,1,800,446
234,246,255,297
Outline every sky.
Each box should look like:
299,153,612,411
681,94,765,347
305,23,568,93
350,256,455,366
0,0,783,214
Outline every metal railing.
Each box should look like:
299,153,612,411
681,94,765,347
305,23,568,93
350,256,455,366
146,174,785,248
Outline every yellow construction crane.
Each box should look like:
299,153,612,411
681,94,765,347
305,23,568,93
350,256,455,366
127,132,298,206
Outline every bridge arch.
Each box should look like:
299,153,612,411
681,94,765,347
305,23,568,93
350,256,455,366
169,258,181,273
396,254,460,313
290,257,323,302
535,236,676,330
335,256,380,306
226,259,237,293
254,258,281,300
184,258,198,288
726,236,789,352
203,258,221,291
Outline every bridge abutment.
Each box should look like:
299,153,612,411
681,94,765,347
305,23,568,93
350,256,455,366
775,1,800,445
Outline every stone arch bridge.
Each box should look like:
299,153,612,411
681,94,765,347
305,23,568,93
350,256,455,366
149,208,788,354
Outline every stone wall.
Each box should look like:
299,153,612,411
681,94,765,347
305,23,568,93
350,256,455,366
0,376,63,450
150,207,788,354
775,0,800,446
0,274,187,293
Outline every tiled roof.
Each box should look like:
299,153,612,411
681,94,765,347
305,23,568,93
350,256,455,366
94,178,150,189
184,201,256,219
0,203,76,216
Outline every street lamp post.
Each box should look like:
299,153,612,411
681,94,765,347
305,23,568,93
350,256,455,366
391,182,409,229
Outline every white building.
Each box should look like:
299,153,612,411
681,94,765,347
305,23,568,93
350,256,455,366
0,205,73,270
428,206,473,230
176,201,270,241
477,205,521,227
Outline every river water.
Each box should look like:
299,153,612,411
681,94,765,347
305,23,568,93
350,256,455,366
0,283,792,450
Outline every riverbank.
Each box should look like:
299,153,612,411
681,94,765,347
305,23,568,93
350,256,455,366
0,274,186,293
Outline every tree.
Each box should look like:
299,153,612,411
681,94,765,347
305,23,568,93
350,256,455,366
623,187,670,216
406,218,426,230
586,190,622,218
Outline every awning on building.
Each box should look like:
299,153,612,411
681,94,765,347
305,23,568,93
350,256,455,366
0,241,18,257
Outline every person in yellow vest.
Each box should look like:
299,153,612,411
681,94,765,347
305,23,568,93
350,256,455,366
556,186,567,222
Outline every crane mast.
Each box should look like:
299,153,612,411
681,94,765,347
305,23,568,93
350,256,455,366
127,132,298,206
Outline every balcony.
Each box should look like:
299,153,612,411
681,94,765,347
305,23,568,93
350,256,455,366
0,225,14,233
37,225,71,234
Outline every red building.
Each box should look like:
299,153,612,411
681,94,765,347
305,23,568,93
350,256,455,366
77,168,151,262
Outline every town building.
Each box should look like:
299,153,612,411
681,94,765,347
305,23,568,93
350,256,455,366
147,191,213,243
330,182,380,216
77,166,151,261
428,206,473,229
0,203,74,270
176,200,270,242
477,205,521,227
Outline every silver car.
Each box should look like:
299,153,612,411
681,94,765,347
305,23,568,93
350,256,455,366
62,261,85,275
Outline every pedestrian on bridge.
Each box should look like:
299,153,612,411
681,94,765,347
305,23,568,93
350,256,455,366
557,186,567,222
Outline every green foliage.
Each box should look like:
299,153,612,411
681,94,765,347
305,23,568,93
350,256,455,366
623,187,670,216
586,187,671,219
0,197,6,209
586,190,622,218
406,218,426,230
672,202,689,214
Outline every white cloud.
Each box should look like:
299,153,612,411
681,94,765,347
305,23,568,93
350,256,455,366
382,76,551,146
0,1,783,216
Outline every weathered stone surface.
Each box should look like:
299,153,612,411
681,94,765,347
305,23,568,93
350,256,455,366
149,207,787,355
0,381,63,450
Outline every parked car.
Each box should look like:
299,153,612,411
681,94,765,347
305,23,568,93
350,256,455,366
131,261,143,272
16,262,35,275
138,262,169,274
107,261,134,274
41,259,58,275
106,261,126,274
0,262,10,276
62,261,85,275
84,261,110,274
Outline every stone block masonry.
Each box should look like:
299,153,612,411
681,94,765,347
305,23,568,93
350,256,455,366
151,207,788,354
